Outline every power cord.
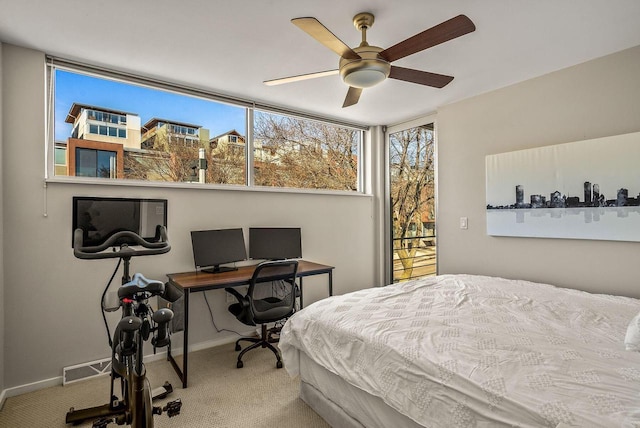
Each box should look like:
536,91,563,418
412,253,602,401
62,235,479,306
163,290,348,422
202,291,244,336
101,258,122,348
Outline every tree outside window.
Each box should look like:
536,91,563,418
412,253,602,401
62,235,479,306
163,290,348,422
390,124,436,281
253,111,360,191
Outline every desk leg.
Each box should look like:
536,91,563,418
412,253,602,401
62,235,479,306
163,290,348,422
298,271,333,310
167,288,189,388
182,289,189,387
298,278,304,309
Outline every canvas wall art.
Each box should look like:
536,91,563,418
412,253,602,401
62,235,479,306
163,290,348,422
486,131,640,242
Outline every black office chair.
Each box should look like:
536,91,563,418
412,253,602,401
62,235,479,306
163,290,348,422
225,259,299,369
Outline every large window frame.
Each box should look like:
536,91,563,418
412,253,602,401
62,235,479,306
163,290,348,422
384,114,439,284
46,57,368,194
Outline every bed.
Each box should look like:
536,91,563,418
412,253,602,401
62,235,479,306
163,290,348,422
279,274,640,427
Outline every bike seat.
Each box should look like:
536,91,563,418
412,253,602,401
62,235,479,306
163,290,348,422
119,273,165,299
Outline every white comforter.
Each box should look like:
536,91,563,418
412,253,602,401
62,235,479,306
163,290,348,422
280,274,640,427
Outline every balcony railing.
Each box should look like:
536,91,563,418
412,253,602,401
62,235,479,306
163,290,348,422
392,234,436,282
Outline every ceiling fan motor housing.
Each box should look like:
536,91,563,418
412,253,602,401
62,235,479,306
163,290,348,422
278,12,474,106
339,45,391,88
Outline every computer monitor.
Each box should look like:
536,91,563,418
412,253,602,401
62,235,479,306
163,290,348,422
72,197,168,247
249,227,302,260
190,228,247,273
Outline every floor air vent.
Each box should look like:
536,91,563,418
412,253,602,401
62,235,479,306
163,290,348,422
63,357,111,385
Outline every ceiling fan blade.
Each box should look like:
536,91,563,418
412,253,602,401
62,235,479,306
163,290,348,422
292,17,361,60
389,66,454,88
379,15,475,62
264,69,339,86
342,87,363,108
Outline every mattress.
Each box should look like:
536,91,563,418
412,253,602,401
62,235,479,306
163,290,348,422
298,349,423,428
280,274,640,427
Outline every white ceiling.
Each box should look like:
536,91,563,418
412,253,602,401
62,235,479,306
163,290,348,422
1,0,640,127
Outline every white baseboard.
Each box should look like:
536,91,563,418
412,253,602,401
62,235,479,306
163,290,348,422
0,330,255,407
1,375,61,405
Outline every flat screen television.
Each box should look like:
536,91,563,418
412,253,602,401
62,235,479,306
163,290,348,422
249,227,302,260
190,228,247,273
72,197,168,247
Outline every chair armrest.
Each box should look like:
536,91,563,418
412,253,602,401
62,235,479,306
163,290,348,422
225,287,248,306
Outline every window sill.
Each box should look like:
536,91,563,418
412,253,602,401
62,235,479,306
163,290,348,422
45,176,372,197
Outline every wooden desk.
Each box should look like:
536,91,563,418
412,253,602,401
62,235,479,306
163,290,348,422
166,260,334,388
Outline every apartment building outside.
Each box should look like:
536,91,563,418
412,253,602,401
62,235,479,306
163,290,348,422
57,103,141,178
56,105,214,181
141,118,210,150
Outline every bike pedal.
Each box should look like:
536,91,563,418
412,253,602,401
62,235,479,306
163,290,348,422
110,395,122,408
164,398,182,417
151,381,173,400
92,418,113,428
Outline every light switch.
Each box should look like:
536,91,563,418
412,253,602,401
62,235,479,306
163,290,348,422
460,217,468,229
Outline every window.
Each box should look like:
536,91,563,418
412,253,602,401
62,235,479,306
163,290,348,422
76,148,117,178
253,110,360,191
65,138,124,179
54,146,66,165
54,144,67,176
388,122,436,283
48,60,366,192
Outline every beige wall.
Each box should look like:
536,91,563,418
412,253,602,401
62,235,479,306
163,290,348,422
1,44,378,389
437,45,640,298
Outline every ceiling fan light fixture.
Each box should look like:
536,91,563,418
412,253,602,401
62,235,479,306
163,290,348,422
339,46,391,89
343,68,387,88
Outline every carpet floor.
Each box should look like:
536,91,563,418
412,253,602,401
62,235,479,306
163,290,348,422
0,344,331,427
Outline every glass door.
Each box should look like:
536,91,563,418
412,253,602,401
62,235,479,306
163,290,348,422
388,121,437,282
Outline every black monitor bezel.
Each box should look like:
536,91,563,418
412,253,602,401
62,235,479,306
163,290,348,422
190,228,248,273
248,227,302,260
72,196,168,248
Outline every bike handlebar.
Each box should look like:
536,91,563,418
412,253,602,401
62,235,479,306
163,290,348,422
73,226,171,260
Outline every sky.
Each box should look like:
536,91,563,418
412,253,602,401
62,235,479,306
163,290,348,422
54,69,246,141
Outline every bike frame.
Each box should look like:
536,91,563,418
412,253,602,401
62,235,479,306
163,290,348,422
66,228,180,428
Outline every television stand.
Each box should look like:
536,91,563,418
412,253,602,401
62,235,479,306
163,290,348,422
201,265,238,274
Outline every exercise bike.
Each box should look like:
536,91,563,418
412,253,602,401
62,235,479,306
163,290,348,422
66,226,182,427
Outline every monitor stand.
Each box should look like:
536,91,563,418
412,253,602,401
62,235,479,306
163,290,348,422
201,265,238,274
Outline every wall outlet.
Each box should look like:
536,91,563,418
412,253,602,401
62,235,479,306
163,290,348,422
460,217,468,229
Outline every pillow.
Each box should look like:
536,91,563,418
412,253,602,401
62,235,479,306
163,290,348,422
624,312,640,351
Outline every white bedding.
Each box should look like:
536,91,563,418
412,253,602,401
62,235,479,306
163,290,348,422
280,274,640,427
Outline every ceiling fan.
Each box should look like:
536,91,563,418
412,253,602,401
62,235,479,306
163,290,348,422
264,12,476,108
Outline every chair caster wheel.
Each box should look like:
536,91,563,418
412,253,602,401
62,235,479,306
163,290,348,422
237,360,244,368
235,343,241,351
276,361,283,369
